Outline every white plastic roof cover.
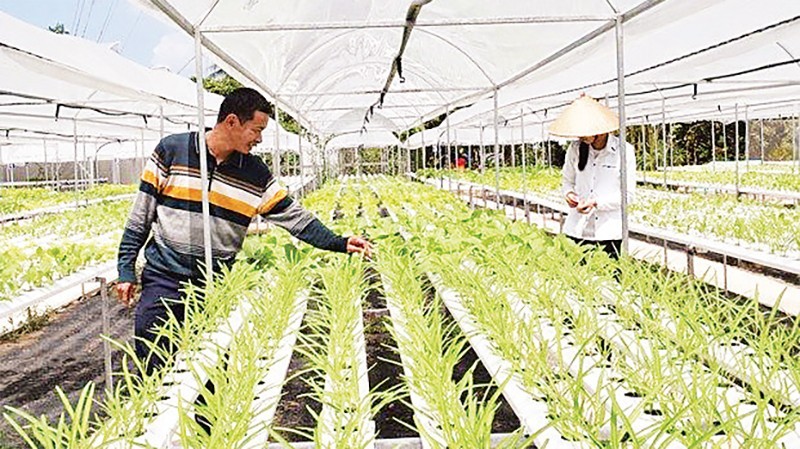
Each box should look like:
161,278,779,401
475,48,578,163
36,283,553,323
440,0,800,129
251,120,314,153
0,11,222,145
146,0,800,140
406,122,547,148
0,139,152,164
327,130,402,150
144,0,638,136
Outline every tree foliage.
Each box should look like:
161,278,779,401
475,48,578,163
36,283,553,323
625,118,796,169
48,22,69,34
200,72,307,136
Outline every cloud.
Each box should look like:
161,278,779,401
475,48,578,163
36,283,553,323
123,0,181,30
150,31,194,73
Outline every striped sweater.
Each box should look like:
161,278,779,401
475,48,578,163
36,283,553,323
117,131,346,283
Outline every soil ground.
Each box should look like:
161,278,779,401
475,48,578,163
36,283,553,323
0,265,523,448
0,291,133,449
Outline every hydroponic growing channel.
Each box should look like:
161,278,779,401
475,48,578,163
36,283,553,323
5,176,800,449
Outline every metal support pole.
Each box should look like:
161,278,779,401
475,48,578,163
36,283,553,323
479,122,485,173
794,113,798,174
274,98,282,177
140,128,146,175
661,99,667,187
159,105,165,140
511,128,516,168
546,130,552,168
735,103,740,196
521,108,529,224
446,104,452,190
540,120,545,167
795,105,799,173
73,120,79,206
421,119,427,170
668,123,673,168
419,117,428,170
640,123,646,182
299,133,305,193
711,120,716,171
760,118,765,163
97,277,113,392
616,14,629,254
194,28,213,281
356,145,362,176
42,139,48,183
744,105,750,171
723,118,728,161
493,88,501,211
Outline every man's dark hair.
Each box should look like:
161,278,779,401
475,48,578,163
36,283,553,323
217,87,274,124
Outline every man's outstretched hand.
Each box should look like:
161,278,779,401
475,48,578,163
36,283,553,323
116,282,136,307
346,236,373,259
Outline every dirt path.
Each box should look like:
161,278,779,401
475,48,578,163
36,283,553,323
0,292,134,449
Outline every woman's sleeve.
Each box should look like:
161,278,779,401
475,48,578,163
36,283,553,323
561,141,578,197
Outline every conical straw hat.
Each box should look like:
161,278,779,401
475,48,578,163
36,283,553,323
548,95,619,138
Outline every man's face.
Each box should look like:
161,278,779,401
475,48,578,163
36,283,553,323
229,111,268,154
579,135,598,145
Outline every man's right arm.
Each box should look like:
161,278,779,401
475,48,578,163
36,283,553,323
117,144,167,286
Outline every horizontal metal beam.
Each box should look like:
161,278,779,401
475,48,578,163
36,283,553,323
0,111,161,133
633,79,800,86
201,16,614,33
285,86,489,97
305,103,445,112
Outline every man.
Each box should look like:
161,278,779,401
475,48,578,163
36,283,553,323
117,87,371,374
551,94,636,260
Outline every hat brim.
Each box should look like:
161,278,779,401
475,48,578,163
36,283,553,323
548,96,620,138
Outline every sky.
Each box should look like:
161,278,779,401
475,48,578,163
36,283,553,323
0,0,202,77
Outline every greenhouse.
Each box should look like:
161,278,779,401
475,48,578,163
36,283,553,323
1,1,800,448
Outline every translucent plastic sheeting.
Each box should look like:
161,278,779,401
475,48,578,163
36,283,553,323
0,11,222,143
445,0,800,129
326,129,402,150
0,139,151,164
251,120,315,153
144,0,632,136
0,113,169,143
147,0,800,139
407,122,548,147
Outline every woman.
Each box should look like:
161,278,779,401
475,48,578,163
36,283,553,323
550,95,636,260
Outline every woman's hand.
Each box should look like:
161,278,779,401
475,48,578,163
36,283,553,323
565,191,580,208
576,200,597,214
576,199,597,214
